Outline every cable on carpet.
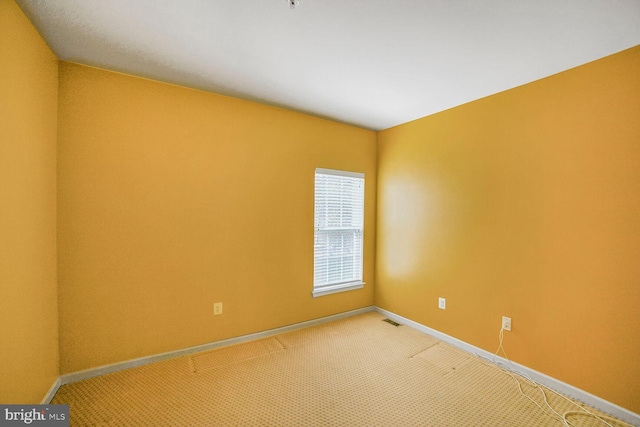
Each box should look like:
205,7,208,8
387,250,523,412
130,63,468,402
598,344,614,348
480,326,634,427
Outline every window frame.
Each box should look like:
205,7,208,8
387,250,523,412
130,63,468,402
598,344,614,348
312,168,365,298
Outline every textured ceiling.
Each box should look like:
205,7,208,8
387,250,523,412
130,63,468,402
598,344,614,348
16,0,640,130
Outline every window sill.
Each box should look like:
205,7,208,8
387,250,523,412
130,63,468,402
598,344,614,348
312,281,365,298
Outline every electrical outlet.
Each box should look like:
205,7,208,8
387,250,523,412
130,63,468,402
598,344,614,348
214,302,223,315
502,316,511,332
438,297,446,310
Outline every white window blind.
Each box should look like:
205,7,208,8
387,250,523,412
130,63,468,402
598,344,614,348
313,168,365,297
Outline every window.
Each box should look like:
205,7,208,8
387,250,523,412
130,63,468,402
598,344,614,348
313,168,365,297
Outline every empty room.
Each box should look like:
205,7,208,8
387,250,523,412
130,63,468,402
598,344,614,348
1,0,639,425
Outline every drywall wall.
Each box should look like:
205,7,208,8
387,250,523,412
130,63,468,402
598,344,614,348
57,62,376,373
376,45,640,413
0,0,59,403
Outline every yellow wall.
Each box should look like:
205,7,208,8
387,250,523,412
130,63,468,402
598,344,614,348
57,62,377,373
0,0,59,403
376,45,640,413
4,0,638,414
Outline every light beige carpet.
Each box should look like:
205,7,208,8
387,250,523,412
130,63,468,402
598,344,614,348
52,312,630,426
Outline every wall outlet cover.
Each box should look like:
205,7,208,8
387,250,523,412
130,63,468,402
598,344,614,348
502,316,511,331
214,302,223,315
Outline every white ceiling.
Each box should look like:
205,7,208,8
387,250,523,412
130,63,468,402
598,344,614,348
16,0,640,131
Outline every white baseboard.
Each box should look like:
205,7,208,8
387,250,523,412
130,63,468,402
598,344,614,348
374,307,640,427
41,377,61,404
50,304,639,426
59,306,375,386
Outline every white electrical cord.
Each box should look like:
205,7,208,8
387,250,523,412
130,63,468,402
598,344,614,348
486,326,633,427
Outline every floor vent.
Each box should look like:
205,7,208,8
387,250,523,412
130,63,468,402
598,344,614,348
382,318,401,327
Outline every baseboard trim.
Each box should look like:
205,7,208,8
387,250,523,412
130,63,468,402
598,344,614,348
51,304,639,426
374,306,640,427
41,377,61,404
59,305,375,386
